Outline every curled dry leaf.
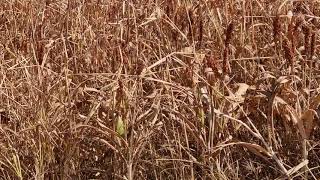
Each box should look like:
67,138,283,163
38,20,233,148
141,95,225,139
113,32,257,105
300,109,317,139
276,76,290,85
287,104,307,139
227,83,250,102
262,72,276,80
226,83,250,113
214,141,271,160
294,93,320,139
235,83,250,97
310,94,320,110
239,142,272,160
273,96,308,138
256,72,275,88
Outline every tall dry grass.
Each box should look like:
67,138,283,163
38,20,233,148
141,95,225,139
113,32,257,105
0,0,320,179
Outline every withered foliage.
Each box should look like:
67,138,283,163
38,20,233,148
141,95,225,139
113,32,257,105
0,1,319,179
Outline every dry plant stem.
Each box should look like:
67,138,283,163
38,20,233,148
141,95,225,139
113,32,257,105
208,90,215,149
267,83,279,148
213,109,289,177
1,1,320,179
247,124,289,177
301,138,308,179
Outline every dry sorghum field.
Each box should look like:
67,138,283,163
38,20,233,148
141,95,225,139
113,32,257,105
0,0,320,179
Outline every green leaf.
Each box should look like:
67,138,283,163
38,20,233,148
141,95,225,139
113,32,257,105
116,116,125,136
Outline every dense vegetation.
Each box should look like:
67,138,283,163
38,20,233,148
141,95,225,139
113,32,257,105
0,0,320,179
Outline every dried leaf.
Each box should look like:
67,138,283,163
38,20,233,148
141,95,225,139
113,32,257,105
274,97,306,137
274,96,287,105
287,160,309,176
227,83,249,103
239,142,271,160
310,94,320,109
235,83,249,97
195,53,205,63
300,109,317,139
243,143,271,157
287,106,306,140
276,76,290,84
214,140,270,161
83,87,102,94
99,139,118,153
263,72,276,79
279,94,320,139
199,108,205,126
181,46,193,54
274,96,298,124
